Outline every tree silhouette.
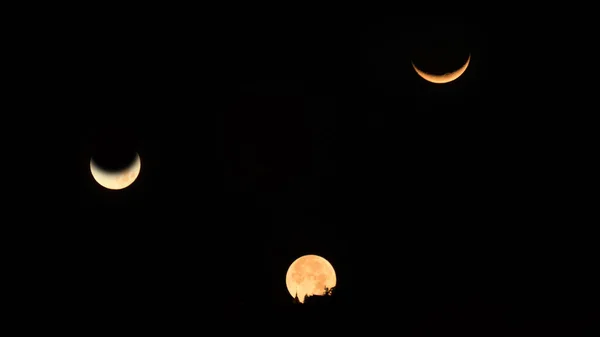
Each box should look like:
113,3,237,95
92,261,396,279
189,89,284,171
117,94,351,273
300,286,336,307
292,286,336,305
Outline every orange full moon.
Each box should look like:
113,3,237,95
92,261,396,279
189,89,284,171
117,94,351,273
285,254,337,303
90,153,141,190
412,53,471,84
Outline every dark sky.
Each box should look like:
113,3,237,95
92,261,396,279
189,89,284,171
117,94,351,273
72,13,595,334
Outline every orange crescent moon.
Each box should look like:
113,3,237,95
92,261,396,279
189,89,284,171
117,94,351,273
412,53,471,84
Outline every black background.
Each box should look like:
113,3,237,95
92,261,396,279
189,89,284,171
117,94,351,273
63,10,597,335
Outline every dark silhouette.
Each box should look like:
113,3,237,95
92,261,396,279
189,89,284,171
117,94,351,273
292,291,301,304
294,285,336,306
285,285,341,333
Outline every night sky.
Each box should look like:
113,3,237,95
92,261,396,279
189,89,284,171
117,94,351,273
72,12,595,335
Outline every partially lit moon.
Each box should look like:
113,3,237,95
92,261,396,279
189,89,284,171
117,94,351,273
412,53,471,84
90,153,141,190
285,254,337,303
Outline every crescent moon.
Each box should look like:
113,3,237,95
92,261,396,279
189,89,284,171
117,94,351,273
285,254,337,303
90,153,141,190
412,53,471,84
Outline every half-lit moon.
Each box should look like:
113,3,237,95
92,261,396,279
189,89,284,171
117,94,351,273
285,254,337,303
90,153,141,190
412,53,471,84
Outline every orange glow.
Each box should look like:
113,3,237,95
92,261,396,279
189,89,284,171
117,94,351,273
285,254,336,303
412,53,471,84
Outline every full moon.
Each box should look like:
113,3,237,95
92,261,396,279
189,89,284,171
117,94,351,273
90,153,141,190
285,254,337,303
412,53,471,84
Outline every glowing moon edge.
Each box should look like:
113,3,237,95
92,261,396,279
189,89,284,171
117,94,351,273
90,152,141,190
412,53,471,84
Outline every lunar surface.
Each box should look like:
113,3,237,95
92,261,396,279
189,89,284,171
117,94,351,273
412,53,471,84
90,153,141,190
285,254,337,303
